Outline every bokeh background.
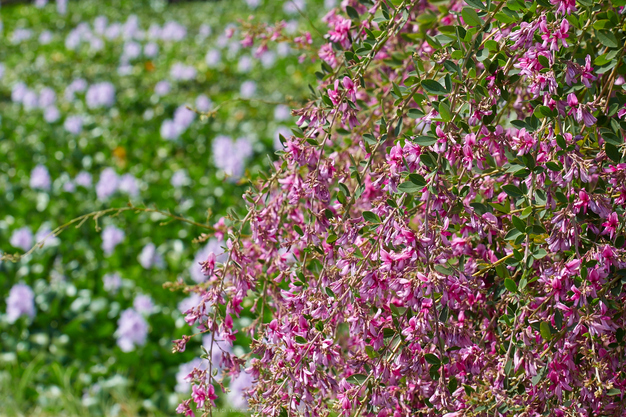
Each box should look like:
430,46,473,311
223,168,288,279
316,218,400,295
0,0,333,415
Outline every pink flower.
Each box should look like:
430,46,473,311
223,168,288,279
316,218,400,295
601,212,619,239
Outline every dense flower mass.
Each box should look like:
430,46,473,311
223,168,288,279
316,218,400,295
176,0,626,416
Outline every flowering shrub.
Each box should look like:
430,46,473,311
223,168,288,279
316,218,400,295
177,0,626,415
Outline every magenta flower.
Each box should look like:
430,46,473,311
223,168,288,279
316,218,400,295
601,212,619,239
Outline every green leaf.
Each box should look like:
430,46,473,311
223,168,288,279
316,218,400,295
408,108,425,119
504,278,518,293
596,30,618,48
607,388,622,396
325,287,335,298
294,225,304,236
606,143,621,163
533,105,553,119
295,336,307,344
365,346,379,359
408,173,427,187
502,184,523,197
421,79,448,95
398,181,422,194
411,135,438,146
464,0,486,10
545,162,562,171
540,322,552,341
533,248,548,259
505,229,522,240
511,215,526,232
424,353,441,365
438,101,452,122
345,5,360,20
347,374,368,384
461,7,483,27
363,211,381,223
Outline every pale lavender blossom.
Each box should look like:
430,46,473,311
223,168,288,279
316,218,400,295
205,49,221,68
144,42,158,58
39,30,53,44
116,308,148,352
122,41,142,60
103,272,122,294
118,173,139,197
63,180,76,192
122,15,140,40
94,16,108,35
44,106,61,123
0,63,4,80
11,83,28,103
117,64,133,76
105,23,122,40
325,0,337,7
30,165,51,191
171,170,189,187
238,55,253,73
86,82,115,109
101,225,125,256
6,284,35,324
161,21,187,41
177,292,202,315
147,23,161,39
274,105,291,121
75,171,92,188
11,28,33,44
22,90,39,111
173,105,195,129
89,37,104,52
170,62,197,81
138,243,164,269
203,332,232,366
154,80,171,96
38,87,56,108
260,51,276,68
10,227,33,252
57,0,68,15
239,81,256,99
35,0,48,8
227,40,241,59
212,136,254,180
64,115,83,135
195,95,212,112
277,42,291,57
35,225,60,248
64,78,87,101
228,371,253,409
198,24,212,40
160,119,181,140
96,168,119,200
133,294,154,315
245,0,261,8
189,239,227,283
274,126,291,150
175,358,207,393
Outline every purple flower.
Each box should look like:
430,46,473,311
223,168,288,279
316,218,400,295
10,227,33,252
144,42,159,58
39,31,53,44
238,55,253,73
122,41,142,60
6,284,35,323
22,90,39,111
240,81,256,99
38,87,56,108
228,371,253,409
101,225,125,256
161,21,187,41
133,294,154,315
30,165,51,191
96,168,119,200
57,0,67,15
64,115,83,135
0,63,5,80
160,119,181,140
86,82,115,109
260,51,276,68
154,81,171,96
171,170,189,188
138,243,164,269
178,292,202,315
274,105,291,121
205,49,221,68
115,308,148,352
118,173,140,197
35,225,60,248
212,136,254,180
198,24,212,40
195,95,212,112
64,78,87,101
44,106,60,123
170,62,197,81
176,358,208,393
103,272,122,294
75,171,93,188
284,0,305,14
173,105,195,129
190,239,227,283
11,82,28,103
63,180,76,192
11,28,33,44
274,126,291,150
